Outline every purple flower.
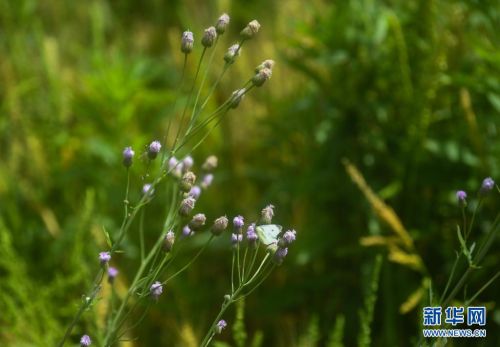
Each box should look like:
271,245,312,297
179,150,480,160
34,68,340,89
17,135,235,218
99,251,111,265
142,183,153,196
456,190,467,206
122,147,135,168
150,281,163,300
231,233,243,246
246,223,258,245
182,225,193,238
183,155,194,170
147,140,161,160
216,319,227,334
201,173,214,189
273,247,288,265
278,230,296,248
480,177,495,195
189,185,202,200
233,215,244,229
261,204,275,224
168,156,183,178
108,267,118,284
80,335,91,346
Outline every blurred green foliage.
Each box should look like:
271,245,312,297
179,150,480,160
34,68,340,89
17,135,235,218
1,0,499,346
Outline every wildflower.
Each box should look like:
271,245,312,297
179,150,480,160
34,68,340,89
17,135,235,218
480,177,495,195
189,185,202,200
212,216,229,236
179,196,196,216
163,230,175,252
224,43,241,64
201,26,217,47
107,267,118,284
229,88,246,109
80,335,92,347
233,215,244,230
278,229,296,248
182,225,193,238
122,147,135,168
202,155,218,171
246,223,258,245
168,156,183,178
261,204,275,224
189,213,206,231
216,319,227,334
216,13,230,34
273,247,288,265
99,251,111,266
142,183,153,196
252,67,272,87
231,233,243,246
255,59,275,73
456,190,467,207
180,171,197,192
150,281,163,300
240,19,260,39
147,140,161,160
183,155,194,170
181,31,194,54
201,173,214,189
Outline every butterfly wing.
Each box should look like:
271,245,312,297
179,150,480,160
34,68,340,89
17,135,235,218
256,224,282,245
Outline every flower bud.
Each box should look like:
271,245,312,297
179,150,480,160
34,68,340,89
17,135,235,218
456,190,467,207
215,13,230,34
99,251,111,266
246,223,258,246
201,26,217,47
240,19,260,39
202,155,218,171
273,247,288,265
163,230,175,252
278,229,296,248
216,319,227,334
189,213,206,231
80,335,92,347
168,156,183,178
201,173,214,189
230,89,245,109
150,281,163,300
252,67,272,87
255,59,275,73
142,183,154,196
122,147,135,168
224,44,241,64
212,216,229,236
260,204,275,224
182,225,193,238
189,185,202,200
183,155,194,171
107,267,118,284
231,233,243,247
179,196,195,216
180,171,197,192
233,215,244,231
147,140,161,160
480,177,495,195
181,31,194,54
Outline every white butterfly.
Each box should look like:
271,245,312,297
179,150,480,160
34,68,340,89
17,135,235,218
255,224,282,245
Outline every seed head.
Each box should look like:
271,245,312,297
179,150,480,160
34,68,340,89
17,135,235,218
216,13,230,34
99,251,111,266
80,335,92,347
255,59,275,73
212,216,229,236
240,19,260,39
179,196,196,216
181,31,194,54
202,26,217,47
230,89,245,109
180,171,197,192
202,155,218,171
122,147,135,168
260,204,275,224
163,230,175,252
216,319,228,334
150,281,163,300
147,140,161,160
480,177,495,195
224,43,241,64
107,267,118,284
189,213,206,231
252,67,272,87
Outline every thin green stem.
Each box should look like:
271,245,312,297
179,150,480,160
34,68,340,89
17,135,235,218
139,209,145,261
465,271,500,306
